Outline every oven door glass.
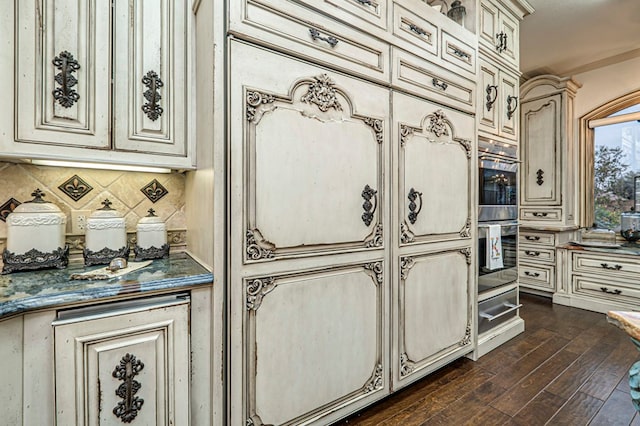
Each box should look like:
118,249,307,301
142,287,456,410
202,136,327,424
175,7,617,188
478,224,517,293
479,167,517,206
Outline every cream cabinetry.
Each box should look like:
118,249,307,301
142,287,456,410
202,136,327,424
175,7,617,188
519,75,581,228
555,248,640,314
9,0,193,169
54,297,190,426
518,229,572,294
479,0,520,69
478,58,519,142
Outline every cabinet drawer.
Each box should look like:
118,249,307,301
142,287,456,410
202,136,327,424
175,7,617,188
572,252,640,279
229,0,389,83
572,275,640,306
519,263,554,290
478,288,519,335
519,245,555,263
392,2,438,58
441,31,476,76
520,208,562,221
392,48,475,114
519,231,555,247
295,0,389,36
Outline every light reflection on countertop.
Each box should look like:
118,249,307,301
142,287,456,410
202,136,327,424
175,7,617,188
0,252,212,318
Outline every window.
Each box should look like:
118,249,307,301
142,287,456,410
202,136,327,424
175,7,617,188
579,91,640,229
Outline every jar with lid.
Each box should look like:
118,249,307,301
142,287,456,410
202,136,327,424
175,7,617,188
3,189,69,273
135,208,169,260
621,208,640,242
84,199,130,266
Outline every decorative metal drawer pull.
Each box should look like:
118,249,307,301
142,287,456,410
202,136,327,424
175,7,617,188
142,70,164,121
309,28,339,47
601,263,623,271
361,184,378,226
506,95,518,119
452,47,471,60
600,287,622,295
525,236,540,241
432,78,448,91
52,51,81,108
485,85,498,111
408,23,428,36
536,169,544,186
532,212,548,217
112,353,145,423
524,250,540,257
524,271,540,277
407,188,423,224
355,0,374,7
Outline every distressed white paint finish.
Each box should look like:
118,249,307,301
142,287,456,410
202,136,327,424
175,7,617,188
296,0,389,34
250,266,381,425
478,0,522,71
0,316,23,425
402,251,469,362
16,0,110,147
393,91,472,242
54,303,190,426
113,0,189,156
478,59,519,142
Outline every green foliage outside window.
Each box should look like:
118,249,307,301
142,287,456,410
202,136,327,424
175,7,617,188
594,145,635,230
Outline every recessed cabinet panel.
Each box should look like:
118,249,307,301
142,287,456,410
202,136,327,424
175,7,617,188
113,0,188,156
521,95,561,205
479,0,499,53
16,0,111,147
479,61,499,133
395,249,472,386
393,92,473,245
234,46,387,261
245,263,385,425
500,71,519,138
54,303,190,426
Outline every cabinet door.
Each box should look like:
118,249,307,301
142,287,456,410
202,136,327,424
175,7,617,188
500,70,519,139
113,0,189,156
54,303,190,426
393,92,473,245
244,263,386,425
521,94,562,206
479,59,499,134
393,249,473,388
498,10,519,66
16,0,110,148
478,0,500,54
232,44,386,262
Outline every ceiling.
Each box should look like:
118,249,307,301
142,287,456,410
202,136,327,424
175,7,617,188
519,0,640,80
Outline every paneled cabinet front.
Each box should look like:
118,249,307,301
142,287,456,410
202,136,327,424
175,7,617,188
479,0,520,69
478,59,519,142
53,302,190,426
14,0,192,166
229,41,389,425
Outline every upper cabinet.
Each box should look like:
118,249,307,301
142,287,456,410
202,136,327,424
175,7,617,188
478,58,519,142
519,75,582,229
479,0,521,69
10,0,194,169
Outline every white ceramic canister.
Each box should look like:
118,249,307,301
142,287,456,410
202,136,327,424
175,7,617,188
6,189,66,255
84,199,128,265
135,208,169,260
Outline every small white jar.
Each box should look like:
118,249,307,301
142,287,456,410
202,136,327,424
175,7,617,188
84,199,129,265
135,208,169,260
3,189,68,273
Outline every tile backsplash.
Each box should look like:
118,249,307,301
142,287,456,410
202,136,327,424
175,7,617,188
0,162,186,244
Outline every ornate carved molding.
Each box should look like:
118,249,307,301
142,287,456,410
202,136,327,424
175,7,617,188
112,353,145,423
246,90,276,122
364,363,384,393
300,74,343,112
454,137,473,158
459,247,472,265
459,218,471,238
2,246,69,274
400,222,415,244
364,262,383,286
400,352,416,377
399,124,418,147
363,117,383,144
400,256,415,280
246,277,276,310
365,223,383,248
425,110,450,138
459,320,472,346
246,229,275,261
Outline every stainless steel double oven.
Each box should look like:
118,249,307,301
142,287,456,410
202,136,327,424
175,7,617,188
477,139,521,334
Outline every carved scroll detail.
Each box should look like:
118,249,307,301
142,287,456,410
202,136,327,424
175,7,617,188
400,352,416,377
364,262,383,286
246,277,276,310
364,363,384,393
300,74,343,112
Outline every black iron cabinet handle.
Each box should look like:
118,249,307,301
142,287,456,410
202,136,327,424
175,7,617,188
309,28,339,47
407,188,423,224
485,85,498,111
361,185,378,226
506,95,518,119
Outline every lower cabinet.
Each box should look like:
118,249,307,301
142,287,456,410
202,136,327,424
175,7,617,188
53,296,191,426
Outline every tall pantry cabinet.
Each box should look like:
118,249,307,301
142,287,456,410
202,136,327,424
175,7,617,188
224,1,481,424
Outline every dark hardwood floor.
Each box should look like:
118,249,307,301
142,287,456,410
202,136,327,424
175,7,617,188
333,293,640,425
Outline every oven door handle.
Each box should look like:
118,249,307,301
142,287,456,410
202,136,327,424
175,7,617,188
479,302,522,322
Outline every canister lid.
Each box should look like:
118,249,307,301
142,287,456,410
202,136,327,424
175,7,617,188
89,199,124,219
137,208,165,225
12,189,63,214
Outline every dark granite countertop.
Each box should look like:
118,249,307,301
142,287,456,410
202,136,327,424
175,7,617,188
0,252,213,319
559,242,640,256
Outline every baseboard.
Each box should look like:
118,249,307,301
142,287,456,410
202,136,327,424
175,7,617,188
472,316,525,359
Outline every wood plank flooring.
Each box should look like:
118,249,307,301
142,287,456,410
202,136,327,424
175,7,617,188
333,293,640,426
